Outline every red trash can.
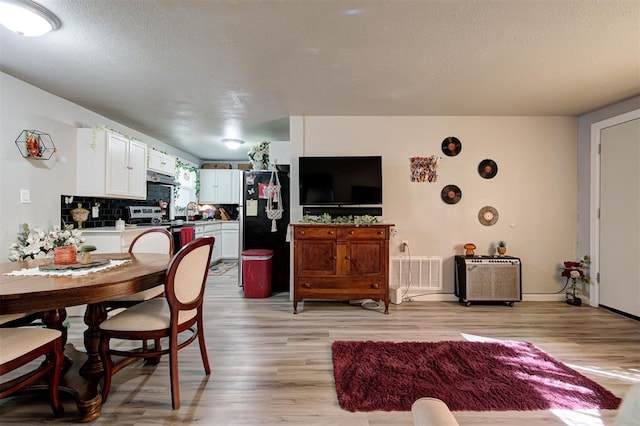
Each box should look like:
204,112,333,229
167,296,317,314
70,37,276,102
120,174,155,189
242,249,274,298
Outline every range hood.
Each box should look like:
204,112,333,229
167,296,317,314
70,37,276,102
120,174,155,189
147,171,179,186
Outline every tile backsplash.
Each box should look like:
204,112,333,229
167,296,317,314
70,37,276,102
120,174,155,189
61,184,172,229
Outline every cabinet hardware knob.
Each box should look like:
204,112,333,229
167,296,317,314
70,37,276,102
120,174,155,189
345,256,351,260
371,283,379,289
331,256,336,260
303,283,311,288
328,231,334,235
377,231,383,235
299,231,305,235
349,230,354,234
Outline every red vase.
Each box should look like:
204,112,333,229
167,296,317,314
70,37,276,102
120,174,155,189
54,246,77,265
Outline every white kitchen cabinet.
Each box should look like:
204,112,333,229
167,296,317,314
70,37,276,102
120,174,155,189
211,229,223,263
77,128,147,199
148,149,176,176
221,222,239,259
199,169,241,204
81,227,169,253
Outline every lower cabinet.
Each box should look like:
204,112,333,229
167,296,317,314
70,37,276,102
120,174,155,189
221,222,239,259
292,224,393,314
194,221,239,265
81,227,169,254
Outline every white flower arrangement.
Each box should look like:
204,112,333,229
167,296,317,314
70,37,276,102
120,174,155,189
247,140,270,165
8,223,84,262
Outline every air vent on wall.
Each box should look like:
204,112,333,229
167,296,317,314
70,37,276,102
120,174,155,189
391,256,443,291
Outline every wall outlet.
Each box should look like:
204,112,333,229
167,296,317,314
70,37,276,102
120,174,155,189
400,240,408,252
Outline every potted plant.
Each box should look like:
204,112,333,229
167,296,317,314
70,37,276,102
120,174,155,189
560,255,590,306
497,240,507,256
9,223,84,264
247,140,270,170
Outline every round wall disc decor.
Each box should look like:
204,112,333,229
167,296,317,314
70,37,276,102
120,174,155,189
441,136,462,156
441,184,462,204
478,206,499,226
478,159,498,179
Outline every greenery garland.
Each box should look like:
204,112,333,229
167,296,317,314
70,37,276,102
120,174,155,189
301,214,379,226
175,158,200,200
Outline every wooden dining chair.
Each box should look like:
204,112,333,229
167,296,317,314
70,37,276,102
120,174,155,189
106,228,175,311
99,236,214,409
0,327,64,417
0,312,42,328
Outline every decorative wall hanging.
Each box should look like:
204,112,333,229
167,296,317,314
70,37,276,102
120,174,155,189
441,184,462,204
478,206,499,226
410,156,440,183
265,169,283,232
478,159,498,179
441,136,461,156
15,130,57,160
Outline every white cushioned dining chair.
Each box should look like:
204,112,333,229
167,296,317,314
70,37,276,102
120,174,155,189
106,228,175,310
0,327,64,417
99,236,214,409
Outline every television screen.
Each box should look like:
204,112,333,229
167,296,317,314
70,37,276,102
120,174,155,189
299,156,382,205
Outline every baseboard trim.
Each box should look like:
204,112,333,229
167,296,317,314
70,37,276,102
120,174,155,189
390,290,571,303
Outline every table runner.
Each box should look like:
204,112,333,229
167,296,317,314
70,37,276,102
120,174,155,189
3,259,131,277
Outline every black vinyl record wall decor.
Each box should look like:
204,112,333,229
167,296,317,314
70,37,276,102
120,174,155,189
441,184,462,204
441,137,462,156
478,159,498,179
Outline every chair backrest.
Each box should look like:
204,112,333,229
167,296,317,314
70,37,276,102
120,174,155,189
129,228,175,256
165,236,214,312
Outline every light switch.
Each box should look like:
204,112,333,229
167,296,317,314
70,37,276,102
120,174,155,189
19,189,30,204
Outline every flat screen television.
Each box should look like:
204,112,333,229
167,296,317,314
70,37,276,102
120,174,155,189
299,156,382,205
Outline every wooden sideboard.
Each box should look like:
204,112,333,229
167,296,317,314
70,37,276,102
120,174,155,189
292,223,393,314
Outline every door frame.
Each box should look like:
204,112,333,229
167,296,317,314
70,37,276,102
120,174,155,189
589,109,640,307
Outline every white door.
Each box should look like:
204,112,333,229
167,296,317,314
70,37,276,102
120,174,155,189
594,112,640,317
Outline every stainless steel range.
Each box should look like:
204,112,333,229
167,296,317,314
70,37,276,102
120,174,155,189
126,205,195,251
126,205,163,226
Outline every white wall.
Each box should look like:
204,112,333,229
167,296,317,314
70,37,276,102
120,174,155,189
290,115,578,298
0,72,200,262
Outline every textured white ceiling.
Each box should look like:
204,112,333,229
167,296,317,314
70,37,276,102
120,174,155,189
1,0,639,161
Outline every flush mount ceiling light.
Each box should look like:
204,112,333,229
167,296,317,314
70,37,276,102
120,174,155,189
0,0,61,37
221,138,244,150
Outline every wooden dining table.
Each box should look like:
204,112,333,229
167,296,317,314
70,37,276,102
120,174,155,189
0,252,170,422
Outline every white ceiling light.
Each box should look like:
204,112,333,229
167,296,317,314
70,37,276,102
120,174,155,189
0,0,61,37
221,138,244,150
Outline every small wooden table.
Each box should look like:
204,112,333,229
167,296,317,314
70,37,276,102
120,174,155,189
0,253,170,422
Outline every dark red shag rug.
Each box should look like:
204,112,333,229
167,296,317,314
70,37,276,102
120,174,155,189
331,340,622,412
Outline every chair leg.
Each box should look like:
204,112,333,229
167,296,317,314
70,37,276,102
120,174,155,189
196,320,211,375
48,338,64,417
99,335,113,404
169,334,180,409
143,338,162,366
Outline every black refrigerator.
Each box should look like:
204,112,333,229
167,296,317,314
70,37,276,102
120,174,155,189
238,170,290,293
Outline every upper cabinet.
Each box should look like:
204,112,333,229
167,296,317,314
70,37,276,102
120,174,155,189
147,149,176,176
77,128,147,199
269,141,290,166
199,169,241,204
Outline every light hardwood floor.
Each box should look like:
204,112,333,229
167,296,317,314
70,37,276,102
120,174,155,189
1,265,639,425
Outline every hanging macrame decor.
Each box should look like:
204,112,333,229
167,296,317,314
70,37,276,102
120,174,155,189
265,170,283,232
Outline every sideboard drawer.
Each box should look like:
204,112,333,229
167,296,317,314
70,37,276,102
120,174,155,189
338,227,387,240
294,226,338,239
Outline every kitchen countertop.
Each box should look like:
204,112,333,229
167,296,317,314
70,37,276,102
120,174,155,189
81,220,238,233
